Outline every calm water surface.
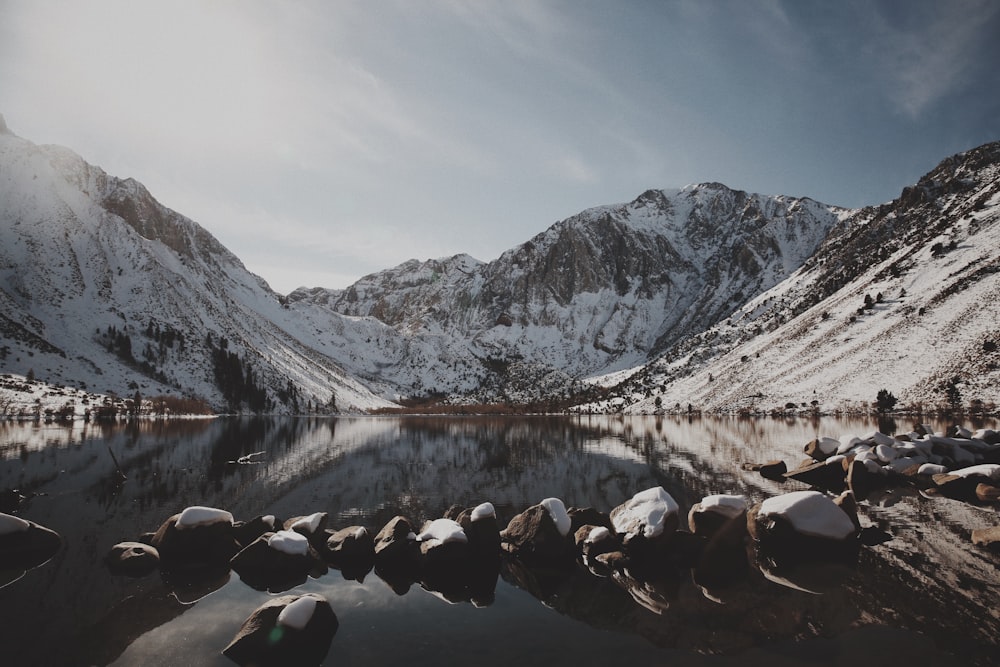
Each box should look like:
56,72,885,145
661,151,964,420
1,415,998,666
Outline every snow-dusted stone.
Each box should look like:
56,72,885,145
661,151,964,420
230,531,326,593
804,437,841,462
0,513,62,573
574,525,621,568
611,487,680,542
972,429,999,445
150,507,239,570
933,464,1000,502
105,541,160,576
746,459,787,480
284,512,328,544
610,487,681,566
325,525,375,572
452,502,502,558
233,514,281,549
415,518,470,568
222,593,338,667
748,491,859,563
688,494,747,538
500,500,576,564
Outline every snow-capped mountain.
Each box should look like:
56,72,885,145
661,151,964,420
602,141,1000,414
0,115,391,413
1,110,996,414
291,184,845,401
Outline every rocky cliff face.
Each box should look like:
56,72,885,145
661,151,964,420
2,112,996,412
603,141,1000,414
291,183,845,399
0,122,390,413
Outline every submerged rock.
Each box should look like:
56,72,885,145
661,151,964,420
223,593,338,667
501,498,575,564
105,541,160,577
150,506,238,570
230,530,327,592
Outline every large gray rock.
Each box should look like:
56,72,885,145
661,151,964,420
500,499,574,564
0,513,62,572
150,507,238,570
223,593,338,666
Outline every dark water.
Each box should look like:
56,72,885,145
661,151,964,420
1,415,999,666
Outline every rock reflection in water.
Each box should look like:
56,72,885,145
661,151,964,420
0,415,997,666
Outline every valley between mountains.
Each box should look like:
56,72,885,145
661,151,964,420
1,113,997,416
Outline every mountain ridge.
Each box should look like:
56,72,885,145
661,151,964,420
1,116,997,414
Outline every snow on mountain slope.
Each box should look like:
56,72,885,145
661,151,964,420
0,117,391,413
604,141,1000,414
292,183,844,402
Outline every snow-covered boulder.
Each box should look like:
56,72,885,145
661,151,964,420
688,494,747,538
229,530,326,592
283,512,328,545
608,487,681,565
500,498,576,564
223,593,338,667
415,518,469,568
449,502,502,558
747,491,859,562
804,437,841,461
104,541,160,577
0,513,62,574
932,463,1000,501
325,526,375,573
149,506,238,569
574,524,622,568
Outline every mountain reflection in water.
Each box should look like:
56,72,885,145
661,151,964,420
0,415,998,666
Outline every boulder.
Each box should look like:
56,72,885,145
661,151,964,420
804,437,840,462
784,459,848,491
609,487,680,565
373,516,419,565
688,495,747,538
971,526,1000,549
453,502,502,558
574,525,620,563
500,498,575,564
325,526,375,571
230,530,326,592
415,518,470,569
105,541,160,577
150,506,238,570
223,593,338,667
283,512,328,545
233,515,281,549
0,513,62,572
753,460,788,480
748,490,859,563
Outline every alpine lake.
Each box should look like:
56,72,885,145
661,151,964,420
1,414,999,667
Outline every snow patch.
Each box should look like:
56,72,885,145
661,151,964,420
758,491,856,540
267,530,309,556
612,486,679,539
470,502,496,522
277,595,319,630
540,497,571,536
290,512,324,533
175,506,233,529
698,494,747,518
415,518,467,546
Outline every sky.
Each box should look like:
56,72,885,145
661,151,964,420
1,0,998,294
